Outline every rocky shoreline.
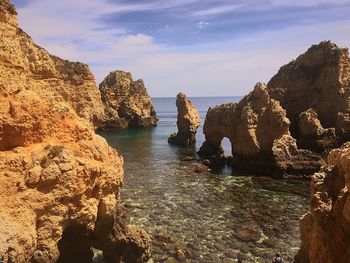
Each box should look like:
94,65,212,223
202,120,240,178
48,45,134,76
1,0,350,262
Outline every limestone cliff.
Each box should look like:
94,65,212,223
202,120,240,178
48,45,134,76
198,83,324,177
268,41,350,150
0,1,150,262
168,92,201,146
0,2,106,130
99,70,158,129
295,143,350,263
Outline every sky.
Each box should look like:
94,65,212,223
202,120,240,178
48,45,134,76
12,0,350,97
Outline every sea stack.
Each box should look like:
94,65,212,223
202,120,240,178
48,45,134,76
0,1,151,262
98,70,158,129
168,92,201,146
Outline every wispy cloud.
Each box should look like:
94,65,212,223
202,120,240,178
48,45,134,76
196,21,209,29
269,0,350,7
193,4,244,16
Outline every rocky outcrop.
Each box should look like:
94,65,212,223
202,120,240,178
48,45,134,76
0,2,106,130
268,41,350,150
295,143,350,263
0,1,150,262
98,70,158,129
298,109,337,152
168,93,201,146
198,83,324,177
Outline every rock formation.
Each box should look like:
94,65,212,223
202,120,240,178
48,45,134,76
295,142,350,263
298,108,337,152
268,41,350,150
99,70,158,129
198,83,324,177
0,1,150,262
168,92,201,146
0,3,106,131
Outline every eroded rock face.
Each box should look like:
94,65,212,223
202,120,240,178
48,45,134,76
0,1,150,262
168,93,201,146
298,109,337,152
295,143,350,263
198,83,324,177
0,3,106,131
268,41,350,149
99,70,158,129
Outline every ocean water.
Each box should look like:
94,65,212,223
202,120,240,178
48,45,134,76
99,97,309,263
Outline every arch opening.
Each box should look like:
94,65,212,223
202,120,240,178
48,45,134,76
221,137,233,157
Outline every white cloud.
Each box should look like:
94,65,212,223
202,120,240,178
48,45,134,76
44,34,163,63
15,0,165,62
193,4,243,16
196,21,209,29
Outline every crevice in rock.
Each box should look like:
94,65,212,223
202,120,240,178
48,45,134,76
57,222,93,263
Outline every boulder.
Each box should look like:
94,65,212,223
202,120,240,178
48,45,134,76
168,92,201,146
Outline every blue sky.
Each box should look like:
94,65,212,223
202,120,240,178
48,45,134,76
12,0,350,97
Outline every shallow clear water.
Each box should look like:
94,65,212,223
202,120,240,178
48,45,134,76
99,97,309,263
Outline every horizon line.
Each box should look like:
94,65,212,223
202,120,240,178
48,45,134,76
151,95,243,98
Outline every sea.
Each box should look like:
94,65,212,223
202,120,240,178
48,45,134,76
99,97,309,263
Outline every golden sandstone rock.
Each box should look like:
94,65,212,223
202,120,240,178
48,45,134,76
0,1,150,262
168,92,201,146
199,41,350,177
198,83,324,177
298,108,337,152
99,70,158,130
295,143,350,263
268,41,350,149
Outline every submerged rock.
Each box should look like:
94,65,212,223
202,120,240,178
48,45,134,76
295,142,350,263
268,41,350,150
198,83,324,177
168,93,201,146
0,1,150,262
98,70,158,129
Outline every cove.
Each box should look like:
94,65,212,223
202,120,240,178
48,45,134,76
99,97,309,262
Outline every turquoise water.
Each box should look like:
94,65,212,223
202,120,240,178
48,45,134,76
99,97,309,263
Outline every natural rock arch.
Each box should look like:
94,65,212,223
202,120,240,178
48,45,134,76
198,83,324,177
